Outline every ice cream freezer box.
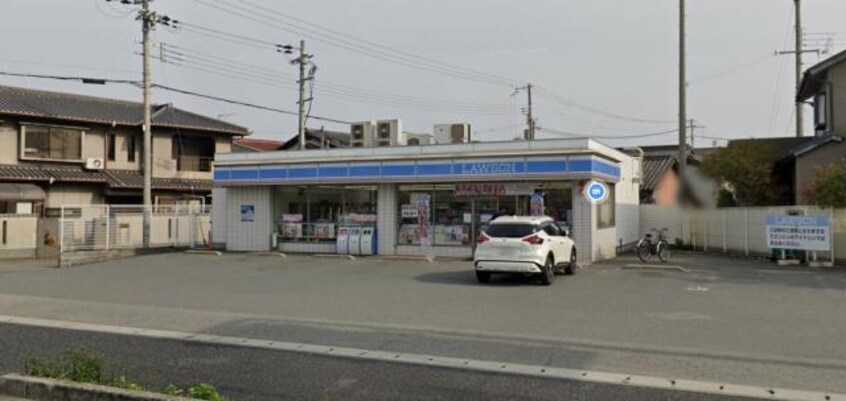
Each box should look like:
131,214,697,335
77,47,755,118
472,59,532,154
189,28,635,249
336,225,377,255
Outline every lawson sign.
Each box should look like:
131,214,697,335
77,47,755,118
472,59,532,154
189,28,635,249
215,156,621,184
765,215,831,251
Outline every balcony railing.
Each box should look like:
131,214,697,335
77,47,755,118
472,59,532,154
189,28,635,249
177,156,213,172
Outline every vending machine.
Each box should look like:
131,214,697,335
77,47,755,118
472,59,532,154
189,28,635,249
347,226,362,256
359,226,377,255
336,226,350,254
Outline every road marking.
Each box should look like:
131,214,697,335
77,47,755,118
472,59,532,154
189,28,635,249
623,264,688,272
0,315,841,401
686,286,710,292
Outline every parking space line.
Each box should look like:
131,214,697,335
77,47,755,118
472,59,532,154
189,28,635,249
0,314,840,401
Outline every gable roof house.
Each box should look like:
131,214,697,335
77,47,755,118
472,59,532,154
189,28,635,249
634,145,717,208
793,49,846,204
0,85,249,215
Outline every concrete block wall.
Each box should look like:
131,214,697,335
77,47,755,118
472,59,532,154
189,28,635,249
0,214,37,259
225,186,273,252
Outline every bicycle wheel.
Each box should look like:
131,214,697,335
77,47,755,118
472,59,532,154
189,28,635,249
636,240,651,263
657,241,670,263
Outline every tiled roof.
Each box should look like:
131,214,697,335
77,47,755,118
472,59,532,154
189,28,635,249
234,138,284,152
0,164,106,184
104,170,212,191
0,165,211,191
641,157,677,192
0,85,249,136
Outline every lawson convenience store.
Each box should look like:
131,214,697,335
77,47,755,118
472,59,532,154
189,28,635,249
211,138,641,264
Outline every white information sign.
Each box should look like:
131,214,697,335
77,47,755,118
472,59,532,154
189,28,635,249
765,215,831,251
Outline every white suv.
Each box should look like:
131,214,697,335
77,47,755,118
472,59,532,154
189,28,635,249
473,216,577,285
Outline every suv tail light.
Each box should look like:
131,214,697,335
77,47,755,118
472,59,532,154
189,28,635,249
477,233,490,244
522,234,544,245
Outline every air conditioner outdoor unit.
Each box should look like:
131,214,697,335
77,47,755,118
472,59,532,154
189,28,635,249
350,121,375,148
374,119,404,147
85,157,104,170
434,123,471,144
405,133,433,146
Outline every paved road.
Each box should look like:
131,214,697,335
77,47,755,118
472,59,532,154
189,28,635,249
0,252,843,394
0,322,774,401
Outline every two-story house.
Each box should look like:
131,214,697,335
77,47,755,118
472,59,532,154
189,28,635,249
0,85,249,216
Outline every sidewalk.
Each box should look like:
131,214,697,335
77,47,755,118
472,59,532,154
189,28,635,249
0,258,58,271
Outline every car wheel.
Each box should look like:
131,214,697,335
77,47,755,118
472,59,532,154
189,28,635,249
476,270,491,284
565,248,577,275
540,255,554,286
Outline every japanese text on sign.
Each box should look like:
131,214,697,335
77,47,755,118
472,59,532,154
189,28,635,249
765,215,831,251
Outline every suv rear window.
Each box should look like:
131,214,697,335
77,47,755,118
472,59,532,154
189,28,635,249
485,223,537,238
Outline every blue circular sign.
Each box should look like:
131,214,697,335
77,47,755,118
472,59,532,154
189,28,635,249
585,181,609,203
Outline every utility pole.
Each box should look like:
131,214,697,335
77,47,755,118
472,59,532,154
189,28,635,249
794,0,804,137
513,84,536,140
678,0,687,181
526,83,535,140
105,0,176,246
777,0,817,137
141,0,154,248
688,118,705,149
297,40,307,150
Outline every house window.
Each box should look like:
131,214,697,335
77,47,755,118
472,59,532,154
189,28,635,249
127,135,136,162
107,133,116,162
173,135,215,172
814,93,827,132
21,124,83,161
597,184,615,229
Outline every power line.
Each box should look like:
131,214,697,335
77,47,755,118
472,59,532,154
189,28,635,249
534,86,676,125
152,84,351,125
219,0,520,85
157,42,512,111
0,69,351,126
190,0,519,87
537,126,679,140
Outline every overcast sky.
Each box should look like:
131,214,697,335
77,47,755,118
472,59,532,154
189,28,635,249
2,0,845,147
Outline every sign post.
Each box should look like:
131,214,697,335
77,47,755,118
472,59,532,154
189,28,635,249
765,215,832,267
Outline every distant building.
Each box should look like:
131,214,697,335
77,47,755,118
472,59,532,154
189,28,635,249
628,145,717,208
233,138,284,152
0,85,249,215
798,48,846,137
727,135,845,205
279,127,350,150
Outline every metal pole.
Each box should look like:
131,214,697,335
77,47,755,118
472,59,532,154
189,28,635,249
298,40,307,150
744,208,749,256
105,205,110,251
678,0,687,182
59,205,64,254
142,0,153,248
794,0,804,138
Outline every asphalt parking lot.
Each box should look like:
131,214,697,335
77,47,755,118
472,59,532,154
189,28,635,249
0,251,844,394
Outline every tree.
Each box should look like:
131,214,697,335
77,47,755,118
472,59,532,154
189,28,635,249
807,161,846,208
699,142,778,206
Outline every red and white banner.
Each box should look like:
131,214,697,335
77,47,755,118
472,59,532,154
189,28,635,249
454,182,537,197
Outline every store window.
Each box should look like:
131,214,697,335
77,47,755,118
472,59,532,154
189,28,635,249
597,183,615,229
398,185,473,247
275,186,377,243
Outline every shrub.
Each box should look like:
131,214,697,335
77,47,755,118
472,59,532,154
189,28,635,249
188,383,228,401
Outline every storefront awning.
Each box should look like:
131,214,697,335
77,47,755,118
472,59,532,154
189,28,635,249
0,183,45,201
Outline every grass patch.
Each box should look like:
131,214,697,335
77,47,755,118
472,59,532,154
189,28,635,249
25,348,227,400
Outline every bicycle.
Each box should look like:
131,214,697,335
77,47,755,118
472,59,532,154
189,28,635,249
636,228,670,263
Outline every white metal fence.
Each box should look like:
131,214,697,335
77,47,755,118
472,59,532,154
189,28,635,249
59,204,211,253
640,205,846,262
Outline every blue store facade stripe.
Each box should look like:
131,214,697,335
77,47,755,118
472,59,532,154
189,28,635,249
230,169,258,180
416,163,452,176
259,168,287,180
318,166,349,178
288,167,318,179
381,164,416,176
349,165,381,177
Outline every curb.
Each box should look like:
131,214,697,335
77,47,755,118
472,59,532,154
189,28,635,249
0,373,198,401
252,252,287,258
312,254,356,260
623,264,688,273
183,250,222,256
378,255,436,263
